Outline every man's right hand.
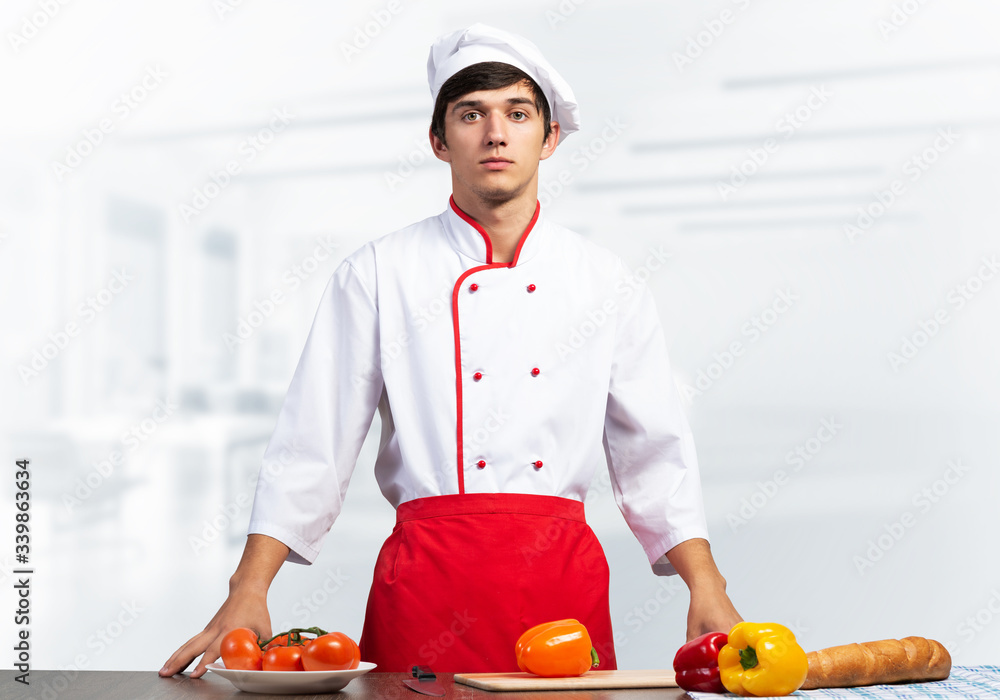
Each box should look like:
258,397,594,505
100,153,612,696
159,534,291,678
158,586,271,678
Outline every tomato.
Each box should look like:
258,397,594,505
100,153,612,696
263,644,305,672
301,632,360,671
220,628,263,671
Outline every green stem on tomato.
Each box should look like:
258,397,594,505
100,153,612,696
257,626,329,648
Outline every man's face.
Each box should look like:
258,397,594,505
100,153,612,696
431,80,559,205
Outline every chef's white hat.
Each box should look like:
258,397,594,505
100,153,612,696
427,23,580,144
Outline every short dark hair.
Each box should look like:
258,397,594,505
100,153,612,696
430,61,552,146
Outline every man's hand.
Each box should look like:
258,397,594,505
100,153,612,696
664,538,744,641
687,581,743,641
159,534,290,678
158,586,272,678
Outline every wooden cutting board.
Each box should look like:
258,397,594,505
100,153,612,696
453,669,677,691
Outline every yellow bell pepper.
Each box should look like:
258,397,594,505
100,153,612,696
718,622,808,696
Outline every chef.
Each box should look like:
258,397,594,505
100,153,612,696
160,23,742,678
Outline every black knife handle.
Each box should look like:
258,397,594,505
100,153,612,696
412,665,436,680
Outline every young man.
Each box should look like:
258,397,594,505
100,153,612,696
160,23,741,678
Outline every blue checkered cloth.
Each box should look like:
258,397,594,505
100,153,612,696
685,666,1000,699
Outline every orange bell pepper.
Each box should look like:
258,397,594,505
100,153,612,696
515,619,600,677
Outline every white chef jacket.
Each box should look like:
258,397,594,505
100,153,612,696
247,197,710,576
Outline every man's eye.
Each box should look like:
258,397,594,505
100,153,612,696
463,113,480,121
511,111,526,120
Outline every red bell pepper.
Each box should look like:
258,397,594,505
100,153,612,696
673,631,729,693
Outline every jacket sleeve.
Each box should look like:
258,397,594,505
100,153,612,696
247,254,383,564
602,258,710,576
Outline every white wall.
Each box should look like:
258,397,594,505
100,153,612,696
1,0,998,676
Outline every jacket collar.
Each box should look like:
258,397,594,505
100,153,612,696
442,195,545,266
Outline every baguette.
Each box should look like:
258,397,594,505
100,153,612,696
800,636,951,689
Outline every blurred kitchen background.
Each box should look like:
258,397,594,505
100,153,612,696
1,0,999,674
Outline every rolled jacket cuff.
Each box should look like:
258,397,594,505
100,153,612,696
246,520,319,566
647,528,711,577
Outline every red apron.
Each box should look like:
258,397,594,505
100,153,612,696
358,492,618,672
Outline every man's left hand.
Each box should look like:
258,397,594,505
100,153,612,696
663,538,744,641
686,583,743,641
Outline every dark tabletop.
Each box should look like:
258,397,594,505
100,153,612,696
2,670,691,699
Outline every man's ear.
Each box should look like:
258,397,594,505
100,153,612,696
429,126,451,163
539,121,561,161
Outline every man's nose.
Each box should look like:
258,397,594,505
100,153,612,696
484,112,507,146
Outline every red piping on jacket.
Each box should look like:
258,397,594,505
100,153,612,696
449,195,541,494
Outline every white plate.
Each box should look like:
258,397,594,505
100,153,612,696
206,661,376,694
